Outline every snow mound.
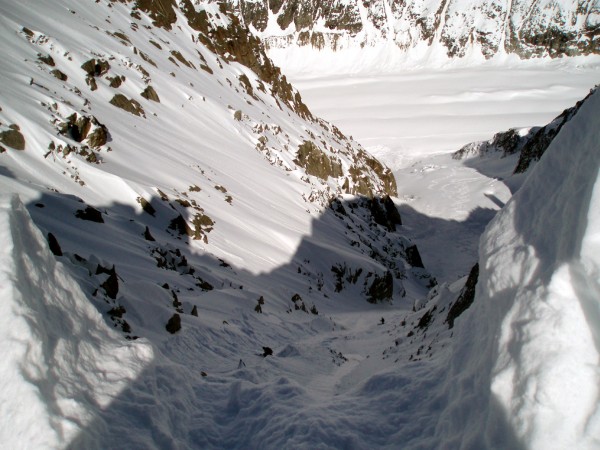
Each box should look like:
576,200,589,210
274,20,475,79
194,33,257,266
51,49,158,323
439,86,600,448
0,195,152,448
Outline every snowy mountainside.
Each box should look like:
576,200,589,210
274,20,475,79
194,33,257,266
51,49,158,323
230,0,599,65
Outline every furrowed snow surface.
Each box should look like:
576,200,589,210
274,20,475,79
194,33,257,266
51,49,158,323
0,195,152,449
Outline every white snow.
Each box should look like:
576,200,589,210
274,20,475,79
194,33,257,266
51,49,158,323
291,60,600,164
1,0,599,448
291,60,599,281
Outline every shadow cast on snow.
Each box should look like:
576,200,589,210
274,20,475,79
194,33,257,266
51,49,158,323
10,178,524,449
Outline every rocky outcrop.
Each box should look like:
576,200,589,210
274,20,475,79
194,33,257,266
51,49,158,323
446,263,479,329
295,140,343,181
109,94,145,117
514,88,596,173
59,114,109,147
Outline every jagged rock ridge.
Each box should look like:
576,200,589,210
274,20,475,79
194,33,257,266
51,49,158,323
229,0,599,59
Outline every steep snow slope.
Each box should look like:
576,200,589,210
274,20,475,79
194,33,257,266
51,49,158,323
437,85,600,449
2,0,599,449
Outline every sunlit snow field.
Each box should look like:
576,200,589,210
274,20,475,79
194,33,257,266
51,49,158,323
290,60,600,281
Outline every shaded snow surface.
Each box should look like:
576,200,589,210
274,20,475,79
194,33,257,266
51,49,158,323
0,195,152,449
1,0,599,448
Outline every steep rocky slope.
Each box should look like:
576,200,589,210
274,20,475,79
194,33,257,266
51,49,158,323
230,0,599,59
0,0,435,334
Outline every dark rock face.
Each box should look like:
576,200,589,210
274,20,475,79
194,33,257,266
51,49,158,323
47,232,63,256
367,271,393,303
166,313,182,334
446,263,479,329
405,245,424,268
101,266,119,300
368,195,402,231
454,87,598,174
75,206,104,223
514,88,596,173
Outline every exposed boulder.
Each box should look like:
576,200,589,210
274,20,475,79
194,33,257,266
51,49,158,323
100,266,119,300
81,58,110,77
37,53,55,66
110,94,145,117
59,114,109,147
141,85,160,102
143,226,156,241
47,232,63,256
75,206,104,223
51,69,68,81
168,214,193,237
0,125,25,150
165,313,182,334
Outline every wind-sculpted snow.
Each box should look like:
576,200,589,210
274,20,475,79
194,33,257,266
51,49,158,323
437,87,600,449
0,195,153,448
1,0,599,448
